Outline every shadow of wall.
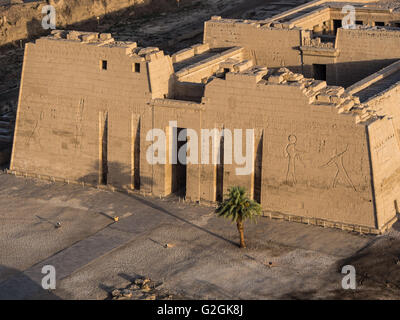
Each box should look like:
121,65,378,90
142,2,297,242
77,160,152,192
302,59,400,88
0,265,61,300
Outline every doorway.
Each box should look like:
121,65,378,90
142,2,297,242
99,112,108,185
333,19,341,35
172,128,187,197
313,64,327,81
216,134,224,202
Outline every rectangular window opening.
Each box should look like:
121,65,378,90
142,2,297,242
134,63,141,73
101,60,108,70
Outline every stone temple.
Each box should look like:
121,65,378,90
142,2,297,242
10,0,400,234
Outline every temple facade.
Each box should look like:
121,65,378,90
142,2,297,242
11,0,400,233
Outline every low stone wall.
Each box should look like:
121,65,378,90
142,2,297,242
262,210,397,236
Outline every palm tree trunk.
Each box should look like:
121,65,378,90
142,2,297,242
236,218,246,248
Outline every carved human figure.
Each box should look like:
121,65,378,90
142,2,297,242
284,134,304,185
320,145,356,191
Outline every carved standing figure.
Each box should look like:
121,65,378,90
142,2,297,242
284,134,305,185
320,145,356,191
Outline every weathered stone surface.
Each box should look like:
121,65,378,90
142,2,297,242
10,0,400,235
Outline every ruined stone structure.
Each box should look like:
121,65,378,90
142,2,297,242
10,0,400,233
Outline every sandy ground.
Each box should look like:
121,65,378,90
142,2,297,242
0,174,113,283
1,0,400,300
0,173,399,300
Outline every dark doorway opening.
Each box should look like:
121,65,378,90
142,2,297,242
172,128,187,197
253,133,263,204
216,134,224,203
313,64,327,81
132,118,141,189
100,112,108,185
333,19,342,34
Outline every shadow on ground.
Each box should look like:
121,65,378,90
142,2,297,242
278,220,400,300
0,265,60,300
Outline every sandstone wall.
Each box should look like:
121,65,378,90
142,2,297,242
367,117,400,230
363,84,400,229
334,28,400,87
140,71,378,228
10,35,166,190
203,18,400,89
203,19,303,73
13,29,398,232
200,75,376,228
149,99,203,198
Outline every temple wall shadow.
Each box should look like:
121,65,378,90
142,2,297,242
0,265,61,300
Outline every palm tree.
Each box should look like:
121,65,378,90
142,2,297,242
216,186,262,248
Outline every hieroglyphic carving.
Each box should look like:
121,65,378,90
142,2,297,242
318,138,326,153
25,120,38,146
25,107,41,147
320,145,356,191
284,134,305,185
390,118,400,152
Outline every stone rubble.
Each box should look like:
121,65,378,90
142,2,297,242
109,276,182,300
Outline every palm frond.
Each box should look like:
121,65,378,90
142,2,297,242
215,186,262,223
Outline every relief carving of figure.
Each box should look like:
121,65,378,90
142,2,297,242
284,134,305,185
320,145,356,191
